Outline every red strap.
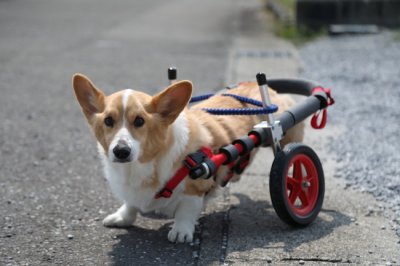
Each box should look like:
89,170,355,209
221,154,251,187
154,167,190,199
154,147,213,199
199,146,213,158
311,109,327,129
221,161,236,187
311,87,335,129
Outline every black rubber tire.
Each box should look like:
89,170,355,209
269,143,325,226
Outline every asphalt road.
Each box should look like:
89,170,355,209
0,0,244,265
2,0,400,265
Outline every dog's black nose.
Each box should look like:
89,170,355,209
113,142,131,160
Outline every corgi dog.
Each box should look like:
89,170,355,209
72,73,303,243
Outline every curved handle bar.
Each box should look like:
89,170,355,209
267,78,321,96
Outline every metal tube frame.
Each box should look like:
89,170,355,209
255,73,283,155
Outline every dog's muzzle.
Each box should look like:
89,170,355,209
112,140,131,162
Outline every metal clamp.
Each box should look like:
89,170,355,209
254,120,283,154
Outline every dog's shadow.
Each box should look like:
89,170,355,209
109,193,351,265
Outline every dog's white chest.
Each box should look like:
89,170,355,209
101,155,182,214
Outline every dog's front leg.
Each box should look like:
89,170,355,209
103,203,138,227
168,195,203,243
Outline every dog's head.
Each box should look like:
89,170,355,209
72,74,192,163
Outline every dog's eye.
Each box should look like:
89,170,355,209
133,116,145,127
104,116,114,127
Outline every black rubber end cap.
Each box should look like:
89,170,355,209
256,72,267,86
168,67,177,80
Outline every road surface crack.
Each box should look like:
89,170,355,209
219,188,231,265
191,219,203,265
282,257,350,263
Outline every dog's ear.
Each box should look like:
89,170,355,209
150,80,192,124
72,73,105,121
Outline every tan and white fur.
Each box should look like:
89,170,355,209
72,74,304,243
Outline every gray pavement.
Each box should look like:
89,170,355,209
219,3,400,265
1,0,399,265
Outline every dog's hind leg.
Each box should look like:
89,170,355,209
103,203,138,227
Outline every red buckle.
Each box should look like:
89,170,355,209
154,146,213,199
183,147,213,179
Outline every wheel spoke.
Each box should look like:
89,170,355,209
293,161,303,179
288,187,300,204
304,175,315,183
286,177,300,189
299,190,309,207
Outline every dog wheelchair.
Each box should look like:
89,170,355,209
163,67,334,226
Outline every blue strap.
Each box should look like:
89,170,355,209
221,93,264,107
200,106,277,115
189,93,278,115
190,93,214,103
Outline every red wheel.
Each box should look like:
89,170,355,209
270,143,325,226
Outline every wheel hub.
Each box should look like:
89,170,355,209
286,154,319,216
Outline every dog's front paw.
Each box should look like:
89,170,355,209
103,212,135,228
168,223,195,243
103,204,137,228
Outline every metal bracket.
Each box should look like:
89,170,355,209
254,120,283,154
